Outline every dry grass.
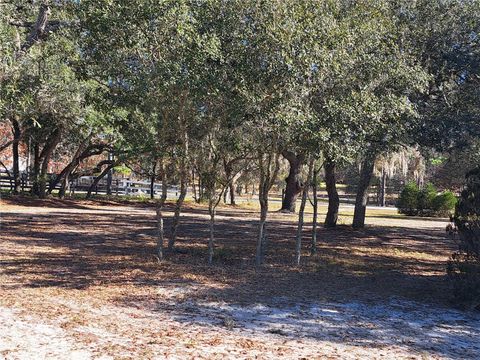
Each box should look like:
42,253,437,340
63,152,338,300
0,195,465,359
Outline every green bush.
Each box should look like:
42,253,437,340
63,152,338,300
417,183,437,215
398,182,456,217
432,191,457,216
448,167,480,309
397,182,420,215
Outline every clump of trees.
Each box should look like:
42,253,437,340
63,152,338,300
1,0,480,269
397,183,457,217
448,168,480,310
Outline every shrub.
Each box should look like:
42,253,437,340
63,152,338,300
417,183,437,215
432,191,457,216
398,182,457,217
448,167,480,310
397,182,420,215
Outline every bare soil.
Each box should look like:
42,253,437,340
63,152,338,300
1,196,479,359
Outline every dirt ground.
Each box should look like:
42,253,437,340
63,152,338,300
1,196,479,359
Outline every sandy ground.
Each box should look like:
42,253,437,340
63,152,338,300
0,197,479,359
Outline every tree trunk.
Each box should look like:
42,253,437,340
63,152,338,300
222,188,227,203
86,162,116,199
106,153,113,195
280,151,304,212
11,119,21,194
31,143,40,195
53,140,91,197
155,161,168,260
352,154,377,229
58,172,70,199
223,160,238,206
324,158,339,228
168,174,187,251
47,140,105,195
255,151,280,267
256,196,268,267
229,182,235,205
149,160,157,200
37,128,62,198
295,158,313,266
311,165,319,255
192,169,198,203
208,202,215,265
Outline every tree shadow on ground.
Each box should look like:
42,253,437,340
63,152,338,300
2,202,475,358
1,205,455,300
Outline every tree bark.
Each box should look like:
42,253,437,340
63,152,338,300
86,161,116,199
11,119,21,194
256,199,268,267
352,154,377,229
311,165,319,255
155,161,168,260
58,167,73,199
280,150,304,212
229,182,235,205
49,143,108,196
150,160,157,200
208,202,215,265
324,157,339,228
31,143,40,195
192,169,198,203
168,176,187,251
255,151,280,267
18,3,50,56
223,160,238,206
295,158,313,266
36,128,62,198
105,152,113,195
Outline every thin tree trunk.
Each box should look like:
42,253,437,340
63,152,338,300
106,153,113,195
192,169,198,202
168,121,189,250
352,153,377,229
256,198,268,267
208,202,215,265
324,157,339,228
168,174,187,251
155,161,168,260
86,162,116,199
280,150,304,212
311,165,319,255
255,151,280,267
223,160,237,206
150,160,157,200
32,143,40,195
11,119,21,194
295,158,313,266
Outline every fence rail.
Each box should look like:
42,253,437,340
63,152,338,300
0,171,180,197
